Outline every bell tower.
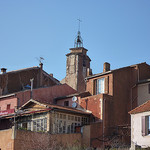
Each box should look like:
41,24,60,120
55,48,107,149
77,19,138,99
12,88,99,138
62,20,92,92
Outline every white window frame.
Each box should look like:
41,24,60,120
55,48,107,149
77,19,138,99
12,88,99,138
96,78,105,95
142,115,150,136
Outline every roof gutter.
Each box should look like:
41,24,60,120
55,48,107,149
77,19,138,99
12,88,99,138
85,70,112,80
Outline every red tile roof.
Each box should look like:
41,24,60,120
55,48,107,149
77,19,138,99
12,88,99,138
21,99,91,115
129,100,150,114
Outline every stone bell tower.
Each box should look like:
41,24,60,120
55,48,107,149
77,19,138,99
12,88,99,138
61,23,92,92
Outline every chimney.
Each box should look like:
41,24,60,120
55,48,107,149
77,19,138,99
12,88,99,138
50,73,53,77
87,68,92,76
39,63,43,70
1,68,7,74
103,62,110,72
39,63,43,87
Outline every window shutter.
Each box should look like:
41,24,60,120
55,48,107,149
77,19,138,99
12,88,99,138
142,116,146,136
145,116,149,135
105,76,109,94
93,79,96,95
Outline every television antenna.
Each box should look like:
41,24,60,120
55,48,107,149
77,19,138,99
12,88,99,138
36,57,44,64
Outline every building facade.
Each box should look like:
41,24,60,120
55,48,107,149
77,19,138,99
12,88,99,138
77,62,150,148
0,99,91,150
0,63,60,96
129,100,150,149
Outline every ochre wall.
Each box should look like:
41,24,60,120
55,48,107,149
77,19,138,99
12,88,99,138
0,129,14,150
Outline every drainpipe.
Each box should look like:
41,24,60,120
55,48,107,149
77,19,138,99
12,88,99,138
102,98,105,148
12,110,17,140
130,66,139,110
85,99,88,110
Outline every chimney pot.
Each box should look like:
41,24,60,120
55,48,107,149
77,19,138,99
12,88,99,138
39,63,43,70
103,62,110,72
50,73,53,77
1,68,7,74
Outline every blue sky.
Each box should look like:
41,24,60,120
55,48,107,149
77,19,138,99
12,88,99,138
0,1,150,80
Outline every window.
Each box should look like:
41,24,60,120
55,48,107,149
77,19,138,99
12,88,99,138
64,101,69,106
7,104,11,110
52,112,88,134
95,78,105,95
83,56,86,67
33,118,47,132
18,118,47,132
142,116,150,136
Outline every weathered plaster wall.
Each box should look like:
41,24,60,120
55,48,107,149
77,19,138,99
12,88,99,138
0,129,14,150
64,47,91,92
56,97,73,107
0,97,17,111
138,83,150,106
16,84,76,106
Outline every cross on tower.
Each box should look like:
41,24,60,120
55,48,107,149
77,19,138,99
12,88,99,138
74,19,83,48
77,19,82,32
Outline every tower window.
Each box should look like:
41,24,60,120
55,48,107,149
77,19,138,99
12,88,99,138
83,56,86,67
83,59,86,67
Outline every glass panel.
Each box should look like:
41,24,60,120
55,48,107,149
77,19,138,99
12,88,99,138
67,125,70,133
78,117,80,122
97,78,105,94
27,122,31,131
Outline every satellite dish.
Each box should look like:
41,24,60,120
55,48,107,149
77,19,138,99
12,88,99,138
72,102,77,108
72,96,77,102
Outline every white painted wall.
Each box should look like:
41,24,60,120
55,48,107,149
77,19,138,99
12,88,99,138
131,111,150,148
138,83,150,106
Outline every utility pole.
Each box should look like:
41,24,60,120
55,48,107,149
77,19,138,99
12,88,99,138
30,78,34,99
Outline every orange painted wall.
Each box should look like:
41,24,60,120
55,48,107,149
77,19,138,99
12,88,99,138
0,129,14,150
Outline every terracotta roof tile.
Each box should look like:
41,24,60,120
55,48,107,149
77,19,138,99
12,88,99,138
129,100,150,114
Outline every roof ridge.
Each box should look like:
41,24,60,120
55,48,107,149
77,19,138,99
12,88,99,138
0,66,39,75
